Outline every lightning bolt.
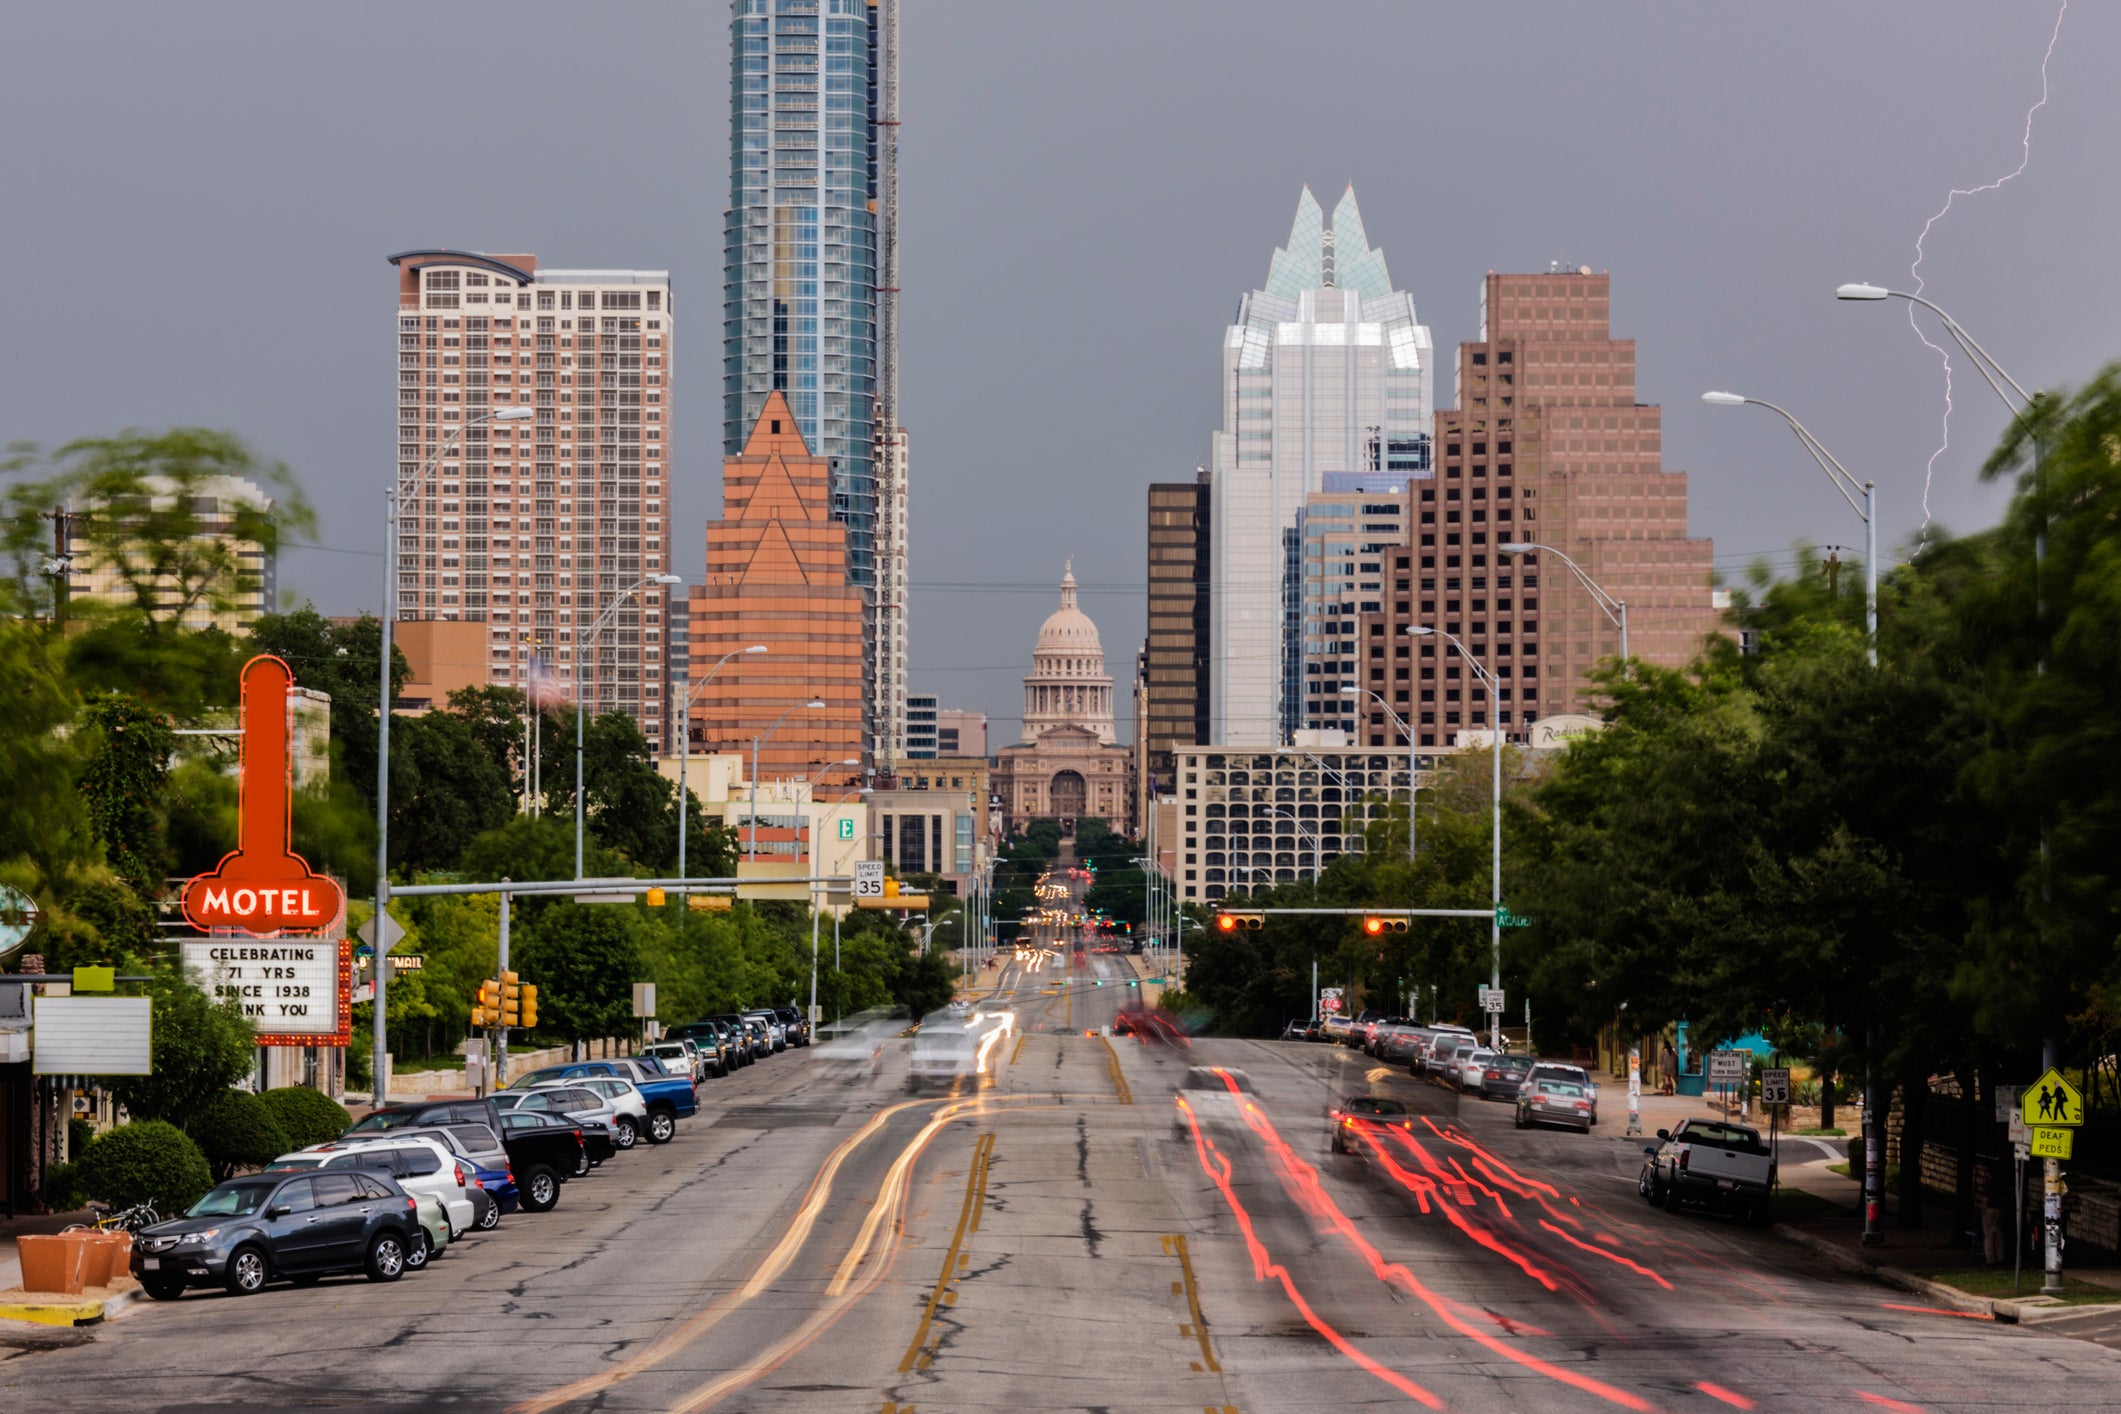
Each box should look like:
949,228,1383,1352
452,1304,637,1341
1906,0,2066,543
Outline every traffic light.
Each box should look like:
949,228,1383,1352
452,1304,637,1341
688,893,733,911
1363,916,1410,936
498,970,522,1027
471,978,500,1028
646,887,667,907
884,877,900,899
1215,911,1264,932
518,983,539,1031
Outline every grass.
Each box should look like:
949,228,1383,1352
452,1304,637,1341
1827,1160,1903,1189
1928,1268,2121,1306
1795,1126,1847,1137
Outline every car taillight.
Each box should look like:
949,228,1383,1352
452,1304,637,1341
455,1164,469,1188
1679,1149,1690,1172
505,1167,514,1184
406,1197,417,1210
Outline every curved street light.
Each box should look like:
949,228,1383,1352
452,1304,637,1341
1701,392,1876,666
576,572,685,878
675,644,768,891
1496,542,1628,666
747,699,827,865
372,404,533,1096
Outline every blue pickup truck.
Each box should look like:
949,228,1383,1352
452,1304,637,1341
511,1058,698,1144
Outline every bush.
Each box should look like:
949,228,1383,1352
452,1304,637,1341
74,1120,212,1213
68,1116,94,1158
42,1160,85,1213
189,1091,290,1181
257,1085,352,1150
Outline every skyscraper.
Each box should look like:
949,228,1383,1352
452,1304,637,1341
389,250,673,749
1354,271,1718,750
1207,187,1434,747
1140,477,1211,796
724,0,905,766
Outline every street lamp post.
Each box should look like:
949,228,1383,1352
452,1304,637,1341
1497,542,1627,666
676,645,769,892
1407,626,1504,1049
1702,392,1876,666
1341,686,1419,862
747,700,827,866
576,573,684,879
374,404,533,1098
808,770,866,1027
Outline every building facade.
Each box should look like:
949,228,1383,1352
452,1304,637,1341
1355,272,1718,749
388,250,675,748
934,708,986,758
725,0,906,764
1207,187,1434,748
654,750,869,887
905,692,938,758
1168,746,1414,905
993,566,1132,837
1141,477,1211,800
62,475,276,634
1297,475,1414,738
685,393,864,786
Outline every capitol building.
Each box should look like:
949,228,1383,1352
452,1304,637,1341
993,563,1133,837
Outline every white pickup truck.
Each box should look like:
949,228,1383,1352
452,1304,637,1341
1638,1117,1775,1223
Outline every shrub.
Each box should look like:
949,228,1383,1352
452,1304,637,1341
257,1085,352,1150
42,1160,86,1213
74,1120,212,1213
189,1091,290,1181
68,1116,94,1157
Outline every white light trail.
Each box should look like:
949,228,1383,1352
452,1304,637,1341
1907,0,2067,541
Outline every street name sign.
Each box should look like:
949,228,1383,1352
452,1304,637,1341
1761,1067,1791,1105
854,861,885,898
2021,1068,2084,1128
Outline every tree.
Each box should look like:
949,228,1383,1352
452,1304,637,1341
895,947,959,1021
538,709,733,876
189,1090,290,1182
107,977,256,1130
76,692,174,895
513,902,647,1044
387,709,515,873
0,428,313,629
256,1086,351,1149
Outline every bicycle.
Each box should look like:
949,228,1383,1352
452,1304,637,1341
62,1199,160,1233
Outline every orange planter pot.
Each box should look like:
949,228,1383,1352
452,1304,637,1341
17,1233,89,1295
82,1231,132,1287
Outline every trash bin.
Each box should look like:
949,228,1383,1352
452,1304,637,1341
17,1233,90,1295
82,1231,133,1287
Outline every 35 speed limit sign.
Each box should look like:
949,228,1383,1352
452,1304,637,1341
1761,1067,1791,1105
853,861,885,898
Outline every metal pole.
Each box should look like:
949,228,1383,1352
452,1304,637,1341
678,688,689,888
1489,668,1502,1052
2043,1037,2065,1294
749,734,760,868
372,484,396,1105
808,886,820,1027
496,881,511,1087
832,906,842,1022
1617,601,1629,666
1863,482,1879,668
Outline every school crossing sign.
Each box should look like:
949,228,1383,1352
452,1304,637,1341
2021,1068,2084,1128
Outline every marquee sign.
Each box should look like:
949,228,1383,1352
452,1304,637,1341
181,656,347,936
181,939,353,1047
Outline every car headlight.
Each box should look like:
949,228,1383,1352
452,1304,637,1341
176,1229,220,1246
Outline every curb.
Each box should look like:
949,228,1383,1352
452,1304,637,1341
0,1296,106,1328
1766,1224,2121,1324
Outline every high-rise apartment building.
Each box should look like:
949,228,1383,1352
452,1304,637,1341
905,692,937,758
1141,478,1211,798
62,475,275,634
686,392,864,786
1207,187,1434,747
389,250,674,747
1354,271,1717,750
724,0,906,764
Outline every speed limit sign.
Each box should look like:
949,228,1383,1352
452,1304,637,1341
1761,1067,1791,1105
853,861,885,899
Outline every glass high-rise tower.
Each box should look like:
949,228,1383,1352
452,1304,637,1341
724,0,904,762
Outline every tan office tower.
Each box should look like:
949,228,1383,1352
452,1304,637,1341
1141,477,1211,796
1359,271,1716,749
686,393,864,788
389,251,674,748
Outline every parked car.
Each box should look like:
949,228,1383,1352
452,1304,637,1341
1329,1094,1412,1154
770,1004,811,1048
534,1075,650,1150
1424,1032,1475,1079
493,1088,617,1169
1639,1118,1775,1221
743,1009,788,1053
1516,1078,1595,1133
1475,1053,1535,1101
346,1097,506,1139
335,1122,515,1227
644,1039,710,1084
1365,1019,1414,1058
1318,1014,1358,1044
664,1021,738,1075
1453,1048,1498,1091
695,1014,762,1066
1281,1019,1320,1042
510,1059,695,1143
1523,1062,1599,1124
307,1136,476,1235
495,1110,585,1212
257,1154,452,1269
132,1170,422,1298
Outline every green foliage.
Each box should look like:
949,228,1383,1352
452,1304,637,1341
513,902,649,1043
893,947,959,1021
68,1117,94,1157
107,977,256,1130
188,1090,291,1181
388,709,516,873
256,1086,352,1149
76,692,175,894
74,1120,213,1213
41,1160,85,1212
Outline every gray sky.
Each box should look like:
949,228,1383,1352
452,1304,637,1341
2,2,2110,741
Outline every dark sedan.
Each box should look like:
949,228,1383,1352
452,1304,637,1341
1329,1094,1412,1154
1476,1053,1535,1101
132,1170,422,1299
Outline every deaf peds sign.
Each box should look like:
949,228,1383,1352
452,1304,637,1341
180,656,346,935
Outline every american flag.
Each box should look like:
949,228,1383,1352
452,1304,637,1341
524,649,568,708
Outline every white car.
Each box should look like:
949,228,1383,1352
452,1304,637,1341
534,1076,649,1150
1454,1048,1497,1091
298,1135,477,1236
1171,1066,1259,1139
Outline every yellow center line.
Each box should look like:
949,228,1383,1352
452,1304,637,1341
1097,1034,1134,1106
1161,1232,1222,1373
1009,1031,1028,1066
898,1130,998,1374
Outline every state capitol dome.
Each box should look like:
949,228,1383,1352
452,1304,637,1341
1021,561,1115,744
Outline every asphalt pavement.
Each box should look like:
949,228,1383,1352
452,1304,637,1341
6,944,2121,1411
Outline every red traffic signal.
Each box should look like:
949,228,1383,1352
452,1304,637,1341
1362,916,1409,935
1216,911,1264,932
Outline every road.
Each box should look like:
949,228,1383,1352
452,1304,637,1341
6,952,2121,1411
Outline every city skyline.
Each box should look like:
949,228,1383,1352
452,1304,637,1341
1,3,2113,740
